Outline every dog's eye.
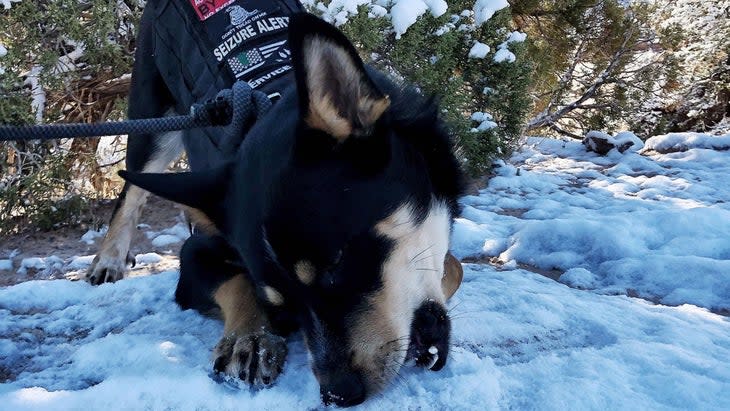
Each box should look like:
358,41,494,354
319,249,345,290
332,249,343,266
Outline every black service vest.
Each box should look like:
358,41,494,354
148,0,305,168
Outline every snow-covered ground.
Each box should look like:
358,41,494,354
1,133,729,410
453,134,730,313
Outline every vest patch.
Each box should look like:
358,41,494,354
195,0,293,89
189,0,236,21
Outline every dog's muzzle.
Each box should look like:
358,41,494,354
405,254,461,371
406,300,451,371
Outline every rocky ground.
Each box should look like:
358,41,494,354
0,196,185,287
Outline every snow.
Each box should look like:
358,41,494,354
473,0,510,26
468,42,490,59
493,48,515,63
585,130,644,153
151,234,182,247
643,132,730,153
454,133,730,312
1,0,21,10
66,255,96,271
505,31,526,43
310,0,450,39
558,267,597,289
95,135,127,167
79,227,107,245
0,43,7,57
612,130,644,152
17,257,63,276
19,257,46,271
2,132,730,408
145,222,190,247
1,267,729,409
423,0,448,17
390,0,448,39
0,259,12,271
492,30,526,63
135,253,163,265
386,0,428,37
24,65,46,123
470,111,497,131
52,40,85,76
368,4,387,18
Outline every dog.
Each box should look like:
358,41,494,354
87,2,465,407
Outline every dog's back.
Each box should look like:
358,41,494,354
137,0,304,168
87,0,305,284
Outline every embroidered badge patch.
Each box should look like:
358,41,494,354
227,40,289,79
227,5,261,26
196,0,294,89
189,0,236,21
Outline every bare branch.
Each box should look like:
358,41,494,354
527,23,637,131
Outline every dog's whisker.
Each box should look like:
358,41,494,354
410,244,435,263
385,359,408,382
447,301,464,313
392,369,408,385
411,254,437,264
447,313,480,321
383,336,411,346
392,218,417,229
381,341,408,350
447,308,484,318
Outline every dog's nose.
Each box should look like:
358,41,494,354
409,300,451,371
319,370,366,407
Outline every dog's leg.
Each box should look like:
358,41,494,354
176,234,288,386
87,131,184,284
87,3,181,285
212,274,288,385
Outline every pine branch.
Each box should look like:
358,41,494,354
526,24,636,131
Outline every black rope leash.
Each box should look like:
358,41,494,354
0,81,272,142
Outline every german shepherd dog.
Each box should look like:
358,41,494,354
87,7,465,407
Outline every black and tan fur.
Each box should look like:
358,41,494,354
94,12,465,407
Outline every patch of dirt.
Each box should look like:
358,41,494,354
494,208,529,218
462,255,564,281
464,175,492,195
0,196,185,286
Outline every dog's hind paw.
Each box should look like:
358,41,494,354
86,251,135,285
213,330,287,386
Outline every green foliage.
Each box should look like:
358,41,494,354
515,0,729,138
1,1,537,235
0,0,138,233
333,2,534,174
0,0,136,121
0,143,99,234
339,5,390,52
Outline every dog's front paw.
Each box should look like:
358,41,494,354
86,251,135,285
213,330,287,386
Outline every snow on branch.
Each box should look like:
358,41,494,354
308,0,509,38
1,0,21,10
526,24,637,132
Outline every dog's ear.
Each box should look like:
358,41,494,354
289,13,390,141
119,164,231,227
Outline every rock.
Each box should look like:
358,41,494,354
583,130,642,155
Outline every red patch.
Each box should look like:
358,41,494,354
189,0,235,21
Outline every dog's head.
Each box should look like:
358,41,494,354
122,14,464,407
